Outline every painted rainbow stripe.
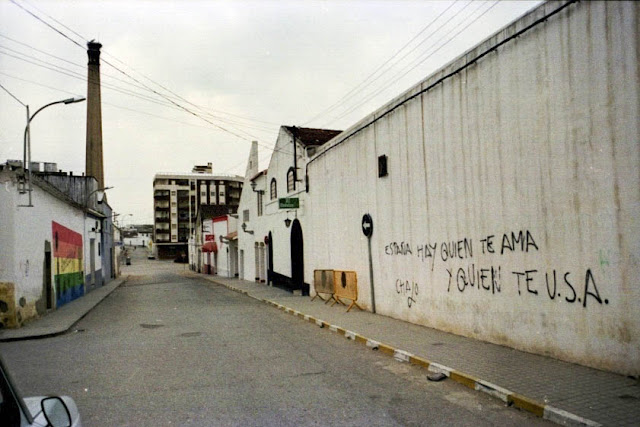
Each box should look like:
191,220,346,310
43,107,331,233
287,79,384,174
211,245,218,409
52,221,84,307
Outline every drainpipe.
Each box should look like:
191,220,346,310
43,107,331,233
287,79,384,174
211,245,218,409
291,126,297,189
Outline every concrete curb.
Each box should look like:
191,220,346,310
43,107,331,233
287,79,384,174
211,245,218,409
193,273,602,427
0,276,126,342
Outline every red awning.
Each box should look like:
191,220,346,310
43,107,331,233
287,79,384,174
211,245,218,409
202,241,218,253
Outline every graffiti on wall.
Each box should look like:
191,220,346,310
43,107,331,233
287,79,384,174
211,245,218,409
52,221,84,307
385,230,608,308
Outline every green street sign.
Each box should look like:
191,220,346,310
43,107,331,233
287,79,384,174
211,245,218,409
279,197,299,209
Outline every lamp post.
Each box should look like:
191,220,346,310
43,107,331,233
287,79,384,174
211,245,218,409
121,213,133,230
84,186,113,209
20,96,86,207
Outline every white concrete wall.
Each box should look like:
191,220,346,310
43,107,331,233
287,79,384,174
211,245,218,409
123,233,151,247
212,216,238,278
263,127,308,280
306,1,640,375
0,171,85,325
84,214,103,289
238,173,268,282
237,128,313,285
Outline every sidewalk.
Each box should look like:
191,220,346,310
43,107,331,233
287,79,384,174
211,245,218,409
189,272,639,427
0,277,125,342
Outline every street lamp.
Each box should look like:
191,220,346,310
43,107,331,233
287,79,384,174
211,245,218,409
121,213,133,229
20,96,86,207
85,186,113,209
250,180,264,195
241,222,254,234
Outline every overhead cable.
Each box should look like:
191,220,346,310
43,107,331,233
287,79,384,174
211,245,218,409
0,82,26,106
325,1,499,126
304,0,463,126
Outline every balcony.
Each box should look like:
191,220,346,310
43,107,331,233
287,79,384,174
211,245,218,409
155,237,171,243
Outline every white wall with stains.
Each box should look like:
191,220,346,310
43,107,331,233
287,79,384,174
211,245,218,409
305,1,639,375
0,170,85,326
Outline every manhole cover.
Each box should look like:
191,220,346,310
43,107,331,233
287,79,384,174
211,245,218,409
618,394,638,400
140,324,164,329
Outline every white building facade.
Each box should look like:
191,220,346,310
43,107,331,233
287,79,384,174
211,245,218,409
237,127,341,294
1,168,85,327
305,0,639,376
200,215,238,278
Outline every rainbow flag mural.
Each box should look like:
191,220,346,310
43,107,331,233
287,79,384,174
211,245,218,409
52,221,84,307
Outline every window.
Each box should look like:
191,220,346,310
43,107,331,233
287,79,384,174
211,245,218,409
243,210,250,222
257,193,263,217
270,178,277,200
287,168,295,192
171,190,176,195
378,155,388,177
172,224,177,229
171,202,176,207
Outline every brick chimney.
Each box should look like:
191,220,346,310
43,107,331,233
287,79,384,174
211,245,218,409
85,40,104,189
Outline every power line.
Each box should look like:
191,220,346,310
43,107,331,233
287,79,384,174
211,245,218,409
19,0,88,43
0,34,182,97
7,0,310,158
11,0,282,135
0,47,279,140
0,35,279,131
0,82,26,106
8,0,85,50
324,1,499,126
0,70,275,138
0,71,286,155
304,0,463,126
320,0,482,126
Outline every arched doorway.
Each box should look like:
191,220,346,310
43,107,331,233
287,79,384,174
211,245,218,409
290,219,307,295
267,231,273,285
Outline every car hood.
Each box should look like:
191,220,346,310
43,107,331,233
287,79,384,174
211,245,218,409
24,396,82,427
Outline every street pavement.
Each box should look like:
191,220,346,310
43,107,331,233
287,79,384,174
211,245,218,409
0,251,550,426
1,250,638,426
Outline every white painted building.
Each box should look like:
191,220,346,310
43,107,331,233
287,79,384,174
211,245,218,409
0,168,85,327
0,165,117,328
237,127,341,293
304,0,639,376
123,230,152,247
201,215,239,278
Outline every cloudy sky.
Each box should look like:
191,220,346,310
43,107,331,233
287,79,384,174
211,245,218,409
0,0,540,225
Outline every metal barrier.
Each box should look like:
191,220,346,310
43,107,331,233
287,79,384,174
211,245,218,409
332,270,362,312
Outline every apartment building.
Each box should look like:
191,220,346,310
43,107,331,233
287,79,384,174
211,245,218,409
153,163,243,259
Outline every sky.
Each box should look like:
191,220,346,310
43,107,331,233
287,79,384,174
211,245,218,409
0,0,541,225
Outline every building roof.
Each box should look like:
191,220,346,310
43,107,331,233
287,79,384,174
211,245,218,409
154,172,243,181
197,205,235,220
284,126,342,147
249,169,268,182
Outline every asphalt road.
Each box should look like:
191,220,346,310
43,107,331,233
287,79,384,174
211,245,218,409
0,249,552,426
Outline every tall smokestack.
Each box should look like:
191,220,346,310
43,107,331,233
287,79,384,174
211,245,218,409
85,40,104,189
